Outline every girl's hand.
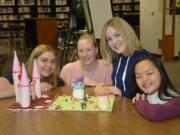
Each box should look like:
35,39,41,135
40,82,53,93
132,93,146,104
107,86,122,96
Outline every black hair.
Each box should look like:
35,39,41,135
133,55,180,100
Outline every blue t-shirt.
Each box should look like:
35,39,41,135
112,49,150,98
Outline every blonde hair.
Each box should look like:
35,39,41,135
100,17,141,63
26,44,57,87
77,33,98,48
77,33,99,58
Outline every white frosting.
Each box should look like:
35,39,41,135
98,96,109,110
72,89,84,99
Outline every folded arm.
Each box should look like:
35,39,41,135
0,77,15,99
134,98,180,121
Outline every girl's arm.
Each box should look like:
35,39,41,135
103,63,113,86
134,98,180,121
0,77,15,99
107,85,122,96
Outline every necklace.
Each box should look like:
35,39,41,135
81,68,96,77
80,61,98,78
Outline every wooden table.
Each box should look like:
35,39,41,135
0,87,180,135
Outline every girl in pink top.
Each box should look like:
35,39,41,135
60,34,113,86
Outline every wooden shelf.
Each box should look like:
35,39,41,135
25,17,58,49
0,0,70,33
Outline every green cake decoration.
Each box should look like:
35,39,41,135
72,76,85,99
49,95,115,112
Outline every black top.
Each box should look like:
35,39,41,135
1,72,14,84
1,72,65,87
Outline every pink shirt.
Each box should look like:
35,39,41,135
60,60,113,86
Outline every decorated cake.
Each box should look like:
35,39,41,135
9,95,54,110
94,84,111,109
9,65,115,112
49,95,114,111
71,76,85,99
9,94,115,112
94,84,111,96
48,84,114,111
12,51,42,108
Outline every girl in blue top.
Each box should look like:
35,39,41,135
100,17,150,98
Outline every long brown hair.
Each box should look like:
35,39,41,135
26,44,57,87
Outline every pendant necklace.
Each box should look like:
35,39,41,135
81,61,97,78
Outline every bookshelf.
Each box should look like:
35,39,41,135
170,0,180,14
37,0,51,18
0,0,70,47
55,0,70,27
17,0,35,27
110,0,140,36
0,0,16,28
0,0,70,38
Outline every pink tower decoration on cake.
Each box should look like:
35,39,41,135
32,59,41,98
19,63,30,108
12,51,21,103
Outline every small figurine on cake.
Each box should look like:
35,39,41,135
72,76,84,99
94,83,111,110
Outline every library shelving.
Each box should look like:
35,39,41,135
55,0,70,27
17,0,35,27
0,0,70,47
0,0,16,28
110,0,140,36
0,0,70,31
0,0,70,27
